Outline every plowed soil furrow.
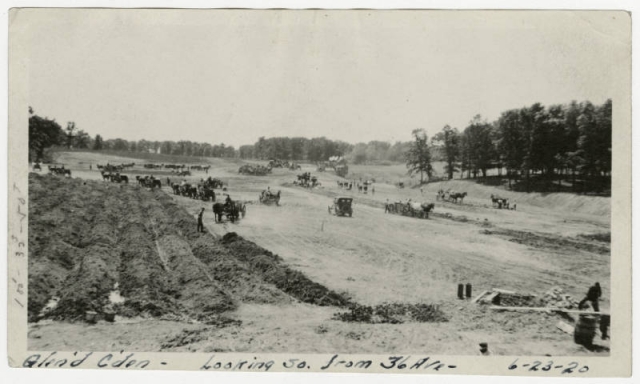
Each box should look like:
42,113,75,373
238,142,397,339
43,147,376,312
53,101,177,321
116,188,181,317
28,173,350,323
50,192,121,320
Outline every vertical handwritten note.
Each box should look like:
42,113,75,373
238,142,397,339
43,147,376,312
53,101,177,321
10,182,27,310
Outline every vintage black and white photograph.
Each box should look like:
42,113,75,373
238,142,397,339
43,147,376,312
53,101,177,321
7,6,632,377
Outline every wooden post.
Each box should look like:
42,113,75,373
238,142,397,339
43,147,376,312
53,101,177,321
457,284,464,299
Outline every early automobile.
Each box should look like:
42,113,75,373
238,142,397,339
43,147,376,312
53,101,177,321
328,197,353,217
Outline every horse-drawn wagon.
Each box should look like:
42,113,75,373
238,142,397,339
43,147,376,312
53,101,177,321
385,201,434,219
259,190,281,206
48,164,72,177
212,200,246,223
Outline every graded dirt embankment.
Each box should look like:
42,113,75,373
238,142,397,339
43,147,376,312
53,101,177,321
28,174,349,323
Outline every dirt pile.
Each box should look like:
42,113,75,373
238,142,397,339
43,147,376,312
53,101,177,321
333,303,448,324
28,175,109,321
153,193,291,304
153,191,350,307
29,174,235,321
539,287,581,309
219,232,351,307
29,174,351,324
496,293,539,307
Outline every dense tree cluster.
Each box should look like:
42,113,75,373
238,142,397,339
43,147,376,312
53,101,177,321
429,99,612,192
29,108,91,162
94,138,237,158
238,136,352,162
347,141,412,164
29,107,64,162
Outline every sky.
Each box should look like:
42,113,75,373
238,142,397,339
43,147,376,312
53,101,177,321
24,9,629,148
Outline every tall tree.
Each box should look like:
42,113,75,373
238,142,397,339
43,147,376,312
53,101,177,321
28,107,64,162
432,125,460,179
405,128,433,184
496,109,525,187
461,115,495,178
65,122,76,149
73,130,92,149
93,134,104,150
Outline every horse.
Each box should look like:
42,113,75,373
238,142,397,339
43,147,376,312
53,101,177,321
212,201,243,222
407,202,435,218
171,183,180,195
491,194,509,208
202,188,216,202
421,202,435,218
450,192,467,204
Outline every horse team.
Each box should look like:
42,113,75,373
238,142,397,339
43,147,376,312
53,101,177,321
436,189,467,203
170,177,221,202
294,172,319,188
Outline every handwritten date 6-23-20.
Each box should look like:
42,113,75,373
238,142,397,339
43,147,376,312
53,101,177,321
508,358,588,374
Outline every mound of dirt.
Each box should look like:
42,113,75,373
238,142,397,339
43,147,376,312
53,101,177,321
28,175,232,321
333,303,448,324
153,192,350,307
28,175,108,321
220,232,351,307
29,173,352,324
153,193,290,304
496,293,539,308
51,245,118,320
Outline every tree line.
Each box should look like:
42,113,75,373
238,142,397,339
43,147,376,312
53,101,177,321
28,107,236,162
422,99,612,193
238,136,352,162
29,98,612,193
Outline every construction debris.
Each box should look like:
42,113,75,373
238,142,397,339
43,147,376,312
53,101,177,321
540,286,581,309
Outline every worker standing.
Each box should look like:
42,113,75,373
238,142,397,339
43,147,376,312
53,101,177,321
197,208,205,233
579,282,602,312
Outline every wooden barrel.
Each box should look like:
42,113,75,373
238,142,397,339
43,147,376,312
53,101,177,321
574,315,597,346
85,311,98,324
103,312,116,322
